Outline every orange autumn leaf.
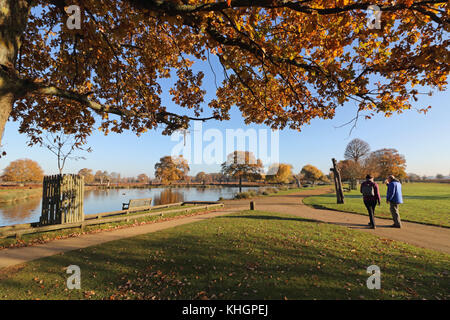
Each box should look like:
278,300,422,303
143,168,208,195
0,0,447,146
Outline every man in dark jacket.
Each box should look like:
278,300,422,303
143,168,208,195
386,175,403,228
360,174,381,229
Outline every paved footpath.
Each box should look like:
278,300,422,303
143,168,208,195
0,188,449,270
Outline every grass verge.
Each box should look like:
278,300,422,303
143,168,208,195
0,210,448,300
233,185,327,199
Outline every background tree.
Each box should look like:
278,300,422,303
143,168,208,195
137,173,149,183
94,170,110,185
41,131,91,174
344,139,371,164
195,171,211,184
221,151,263,191
209,172,225,183
343,139,370,188
78,168,94,184
1,1,447,150
1,159,44,182
300,165,325,185
155,155,190,184
266,163,293,184
337,159,364,181
407,173,422,181
109,172,121,184
365,148,407,180
436,174,444,179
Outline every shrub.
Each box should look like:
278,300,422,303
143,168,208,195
234,190,258,199
265,187,279,194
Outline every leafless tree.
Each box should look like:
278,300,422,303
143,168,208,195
42,131,92,174
344,138,370,164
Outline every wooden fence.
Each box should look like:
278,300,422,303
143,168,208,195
0,202,223,239
40,174,84,226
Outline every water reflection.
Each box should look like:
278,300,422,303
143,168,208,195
0,186,256,226
153,189,184,205
0,197,42,225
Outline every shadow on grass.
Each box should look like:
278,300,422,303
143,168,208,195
252,202,303,206
221,214,389,230
1,216,448,300
307,203,349,212
220,214,320,224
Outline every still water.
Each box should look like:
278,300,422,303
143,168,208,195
0,187,256,227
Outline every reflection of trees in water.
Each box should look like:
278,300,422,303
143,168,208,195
0,197,41,224
153,189,184,205
85,189,116,200
195,187,206,193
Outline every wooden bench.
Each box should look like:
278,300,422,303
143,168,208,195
122,198,152,210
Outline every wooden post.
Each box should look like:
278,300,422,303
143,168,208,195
331,158,345,204
294,176,302,188
250,201,255,210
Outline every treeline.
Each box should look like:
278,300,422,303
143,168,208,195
2,143,446,185
77,169,151,185
334,139,448,183
151,152,330,186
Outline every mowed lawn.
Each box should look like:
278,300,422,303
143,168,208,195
303,183,450,227
0,211,448,300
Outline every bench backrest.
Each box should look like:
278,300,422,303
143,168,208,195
128,198,152,208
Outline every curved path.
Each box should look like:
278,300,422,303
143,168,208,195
221,188,450,254
0,188,448,270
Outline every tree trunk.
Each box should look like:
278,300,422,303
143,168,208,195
0,0,32,145
0,92,13,143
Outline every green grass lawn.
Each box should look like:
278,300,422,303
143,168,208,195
0,189,42,203
303,183,450,227
233,185,328,199
1,210,448,300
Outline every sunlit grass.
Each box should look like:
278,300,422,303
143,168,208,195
1,210,448,300
303,183,450,227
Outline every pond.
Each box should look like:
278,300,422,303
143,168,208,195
0,187,256,227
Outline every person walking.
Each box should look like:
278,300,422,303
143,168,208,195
360,174,381,229
386,175,403,228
